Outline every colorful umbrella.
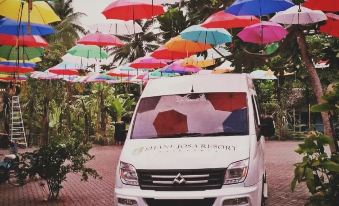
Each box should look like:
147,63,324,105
0,46,44,60
165,36,212,53
84,72,117,83
77,33,124,47
67,45,109,59
161,62,201,74
181,58,216,68
0,74,27,82
270,5,327,25
153,110,188,137
102,0,165,21
130,57,168,69
106,69,135,77
250,70,277,80
226,0,294,16
151,46,194,60
320,13,339,37
0,61,36,68
48,62,81,75
0,34,48,47
31,71,61,80
0,0,61,24
180,25,232,46
201,11,260,29
89,21,143,35
237,21,288,45
0,65,34,74
146,70,178,79
303,0,339,12
0,18,55,36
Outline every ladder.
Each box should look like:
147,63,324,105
10,96,27,148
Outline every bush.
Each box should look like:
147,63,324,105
291,132,339,206
19,137,101,200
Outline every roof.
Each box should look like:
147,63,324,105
141,74,253,98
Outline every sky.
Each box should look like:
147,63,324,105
72,0,113,29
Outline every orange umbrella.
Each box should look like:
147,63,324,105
165,36,212,53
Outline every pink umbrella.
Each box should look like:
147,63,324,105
151,46,194,60
237,21,288,45
130,57,168,69
77,32,124,47
0,34,48,47
31,71,61,80
161,62,201,74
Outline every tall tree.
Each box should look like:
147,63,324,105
110,20,160,65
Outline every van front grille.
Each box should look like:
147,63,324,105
137,168,225,191
144,198,216,206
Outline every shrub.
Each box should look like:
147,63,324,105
291,132,339,206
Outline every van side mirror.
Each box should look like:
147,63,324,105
260,117,275,139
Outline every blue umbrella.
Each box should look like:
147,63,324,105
180,25,232,46
0,61,36,68
0,18,55,36
226,0,294,16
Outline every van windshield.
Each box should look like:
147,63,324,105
131,92,248,139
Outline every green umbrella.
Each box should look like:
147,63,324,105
0,46,44,60
67,45,108,59
265,43,279,55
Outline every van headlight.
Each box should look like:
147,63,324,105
120,161,139,186
224,159,249,185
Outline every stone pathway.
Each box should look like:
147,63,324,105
0,141,308,206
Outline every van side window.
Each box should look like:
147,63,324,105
251,96,260,137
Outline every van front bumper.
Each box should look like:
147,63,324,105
115,180,262,206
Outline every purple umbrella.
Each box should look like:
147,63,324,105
237,21,288,45
161,62,201,74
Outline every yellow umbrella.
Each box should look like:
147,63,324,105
182,57,216,68
0,57,42,63
212,67,234,74
0,0,60,24
165,36,211,53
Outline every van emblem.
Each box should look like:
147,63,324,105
173,173,186,184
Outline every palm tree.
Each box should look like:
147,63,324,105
110,20,160,65
48,0,86,49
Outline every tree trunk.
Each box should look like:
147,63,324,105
296,30,336,153
42,96,49,146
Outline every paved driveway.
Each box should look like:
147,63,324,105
0,141,308,206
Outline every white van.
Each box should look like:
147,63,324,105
115,74,271,206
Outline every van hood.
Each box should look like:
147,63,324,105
120,136,250,170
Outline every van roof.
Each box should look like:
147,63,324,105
141,74,253,98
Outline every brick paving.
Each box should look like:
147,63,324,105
0,141,308,206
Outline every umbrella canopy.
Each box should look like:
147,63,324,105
0,74,27,82
0,61,36,68
151,46,194,60
67,45,109,59
226,0,294,16
250,70,277,80
0,65,34,74
303,0,339,12
89,20,143,35
0,18,55,36
146,70,178,79
0,0,61,24
77,33,124,47
0,34,48,47
0,46,44,60
84,72,117,83
130,57,168,69
31,71,61,80
238,21,288,45
153,110,188,137
201,11,260,29
270,5,327,25
181,58,216,68
106,69,135,77
161,62,201,74
320,13,339,37
165,36,212,53
180,25,232,46
48,62,81,75
102,0,165,21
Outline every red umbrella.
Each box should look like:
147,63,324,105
48,69,79,75
107,70,134,77
0,34,48,47
130,57,168,69
320,13,339,37
303,0,339,12
201,11,260,29
77,32,124,47
102,0,165,21
153,110,188,137
150,46,194,60
0,65,34,73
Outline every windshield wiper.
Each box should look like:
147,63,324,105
159,133,203,138
201,132,245,136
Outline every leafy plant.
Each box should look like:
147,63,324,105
19,133,101,200
291,132,339,206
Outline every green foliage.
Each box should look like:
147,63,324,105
292,132,339,206
19,133,101,200
311,83,339,115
